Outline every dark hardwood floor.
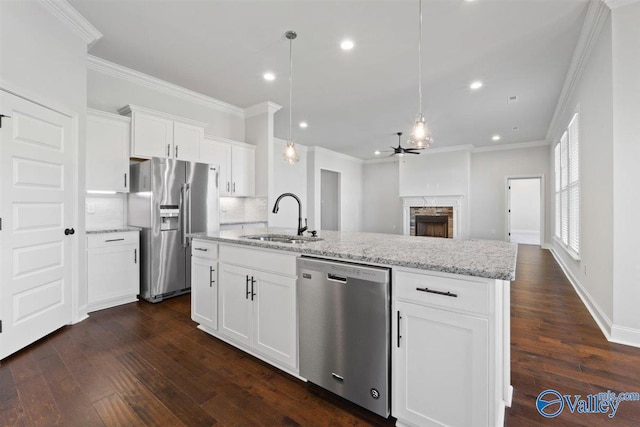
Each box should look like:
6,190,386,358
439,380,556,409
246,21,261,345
2,245,640,426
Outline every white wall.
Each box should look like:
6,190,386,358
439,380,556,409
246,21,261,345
611,3,640,342
470,145,549,241
307,147,363,232
362,160,402,234
550,15,614,325
509,178,541,232
1,1,89,320
270,138,308,229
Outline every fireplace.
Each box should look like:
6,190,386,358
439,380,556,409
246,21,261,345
402,196,463,239
416,215,449,238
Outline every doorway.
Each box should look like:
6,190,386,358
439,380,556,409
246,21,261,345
508,177,542,245
321,169,340,231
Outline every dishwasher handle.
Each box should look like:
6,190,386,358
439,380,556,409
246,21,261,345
327,273,347,283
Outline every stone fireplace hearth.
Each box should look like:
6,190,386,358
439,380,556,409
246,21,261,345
402,196,464,239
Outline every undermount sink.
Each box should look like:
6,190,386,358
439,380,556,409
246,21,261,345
241,234,323,244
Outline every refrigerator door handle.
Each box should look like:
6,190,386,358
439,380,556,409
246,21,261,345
181,183,191,248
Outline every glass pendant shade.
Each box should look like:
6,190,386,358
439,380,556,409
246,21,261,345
408,113,433,149
283,140,299,164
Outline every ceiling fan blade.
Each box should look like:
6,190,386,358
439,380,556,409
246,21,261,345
406,151,420,155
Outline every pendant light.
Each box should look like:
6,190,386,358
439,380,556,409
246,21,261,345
408,0,434,149
283,30,300,164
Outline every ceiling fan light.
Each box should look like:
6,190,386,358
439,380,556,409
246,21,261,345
283,140,299,164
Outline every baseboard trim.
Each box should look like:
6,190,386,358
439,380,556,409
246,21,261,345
611,325,640,348
548,246,613,340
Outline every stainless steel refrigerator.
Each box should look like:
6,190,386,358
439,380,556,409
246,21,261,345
128,158,219,302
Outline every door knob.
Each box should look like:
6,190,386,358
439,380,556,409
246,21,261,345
64,228,75,235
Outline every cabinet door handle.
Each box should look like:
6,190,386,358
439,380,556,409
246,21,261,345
233,182,236,193
124,173,127,188
245,275,251,299
397,311,402,348
251,276,256,301
175,145,179,158
227,182,230,193
209,266,215,287
416,287,458,298
167,143,170,157
134,248,137,264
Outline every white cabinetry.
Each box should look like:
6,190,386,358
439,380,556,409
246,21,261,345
193,243,297,371
191,240,218,330
201,136,255,197
392,269,509,427
119,105,205,162
86,109,130,192
87,231,139,312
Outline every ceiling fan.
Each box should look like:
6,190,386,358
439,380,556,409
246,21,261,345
388,132,422,156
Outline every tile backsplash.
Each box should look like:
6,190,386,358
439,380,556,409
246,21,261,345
220,197,268,224
86,194,126,230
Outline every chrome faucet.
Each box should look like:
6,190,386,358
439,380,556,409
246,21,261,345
272,192,308,236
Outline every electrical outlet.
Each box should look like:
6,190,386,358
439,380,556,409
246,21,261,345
86,202,96,214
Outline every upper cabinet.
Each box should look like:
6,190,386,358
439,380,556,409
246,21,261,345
201,136,255,197
86,109,131,192
119,105,205,162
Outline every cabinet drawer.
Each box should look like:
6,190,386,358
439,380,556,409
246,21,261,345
394,270,489,315
87,232,138,249
220,244,297,276
191,239,218,260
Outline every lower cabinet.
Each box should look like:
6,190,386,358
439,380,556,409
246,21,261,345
191,255,218,330
87,231,139,313
393,301,489,427
219,261,297,369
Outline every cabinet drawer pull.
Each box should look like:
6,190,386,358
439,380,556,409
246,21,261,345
105,238,125,242
194,247,208,252
416,287,458,298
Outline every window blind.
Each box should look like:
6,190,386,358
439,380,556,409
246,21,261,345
554,112,580,257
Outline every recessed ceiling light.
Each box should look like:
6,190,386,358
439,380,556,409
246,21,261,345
492,135,501,141
374,150,381,155
299,122,308,129
263,72,275,81
512,126,520,132
340,40,355,50
470,81,483,90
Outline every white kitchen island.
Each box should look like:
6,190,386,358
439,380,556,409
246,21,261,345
189,228,517,427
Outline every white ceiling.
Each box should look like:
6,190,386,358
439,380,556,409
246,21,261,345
70,0,589,159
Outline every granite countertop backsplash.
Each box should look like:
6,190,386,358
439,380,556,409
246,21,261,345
190,228,518,281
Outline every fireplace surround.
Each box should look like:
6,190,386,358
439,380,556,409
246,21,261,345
402,196,464,239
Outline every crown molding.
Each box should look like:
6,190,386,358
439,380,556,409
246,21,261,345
471,140,550,153
39,0,102,47
604,0,640,8
308,146,364,164
87,55,245,118
119,104,209,128
245,101,283,118
87,108,131,123
546,0,609,141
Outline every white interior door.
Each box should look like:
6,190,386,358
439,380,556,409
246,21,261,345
0,91,74,360
508,178,541,245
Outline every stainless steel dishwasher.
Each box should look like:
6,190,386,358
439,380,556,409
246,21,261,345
297,256,390,418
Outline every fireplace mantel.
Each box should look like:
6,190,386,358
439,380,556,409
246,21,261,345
401,196,464,238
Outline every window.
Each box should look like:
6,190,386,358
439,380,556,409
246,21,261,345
554,112,580,257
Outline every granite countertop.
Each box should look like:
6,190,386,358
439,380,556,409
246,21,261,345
190,228,518,281
86,227,141,235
